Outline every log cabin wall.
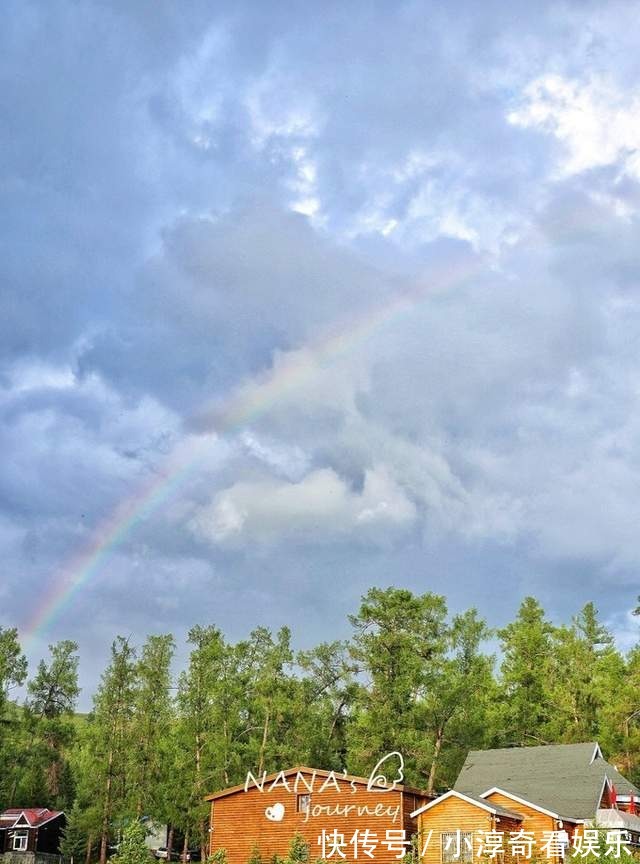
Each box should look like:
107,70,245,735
483,791,582,864
209,772,429,864
417,796,494,864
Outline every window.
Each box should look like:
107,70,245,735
13,831,29,852
297,794,311,814
441,831,474,863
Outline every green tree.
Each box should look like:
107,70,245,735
420,609,495,791
174,624,313,859
247,844,262,864
0,626,28,806
175,626,227,861
296,640,356,769
497,597,554,745
67,717,105,864
547,603,618,742
347,586,449,784
131,634,175,816
598,645,640,784
22,640,80,806
285,834,309,864
0,626,27,714
110,820,150,864
88,637,137,864
602,595,640,782
60,802,91,864
241,626,296,773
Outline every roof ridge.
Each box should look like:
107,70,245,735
467,741,599,754
205,765,429,801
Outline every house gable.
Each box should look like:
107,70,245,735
410,790,522,820
455,742,640,820
12,814,31,828
411,790,523,864
480,787,562,820
208,767,429,864
479,787,580,855
0,808,65,856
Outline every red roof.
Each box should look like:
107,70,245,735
0,809,64,828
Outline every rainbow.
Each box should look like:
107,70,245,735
21,255,479,645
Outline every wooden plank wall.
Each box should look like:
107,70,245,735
483,792,581,864
417,797,493,864
210,777,427,864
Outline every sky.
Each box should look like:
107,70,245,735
2,0,640,703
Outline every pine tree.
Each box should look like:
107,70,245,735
111,820,151,864
599,645,640,784
547,603,619,742
420,609,495,792
497,597,554,745
285,834,309,864
60,802,89,864
241,626,295,774
131,634,175,817
247,844,262,864
175,626,227,862
347,586,449,784
89,637,137,864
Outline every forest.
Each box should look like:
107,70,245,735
1,588,639,864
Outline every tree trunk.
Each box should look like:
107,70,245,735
427,726,444,794
166,826,174,862
200,818,207,864
85,834,93,864
99,746,114,864
8,776,18,807
258,707,270,775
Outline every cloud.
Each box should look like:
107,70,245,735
509,74,640,180
190,465,417,547
78,205,394,411
0,361,181,520
4,0,640,699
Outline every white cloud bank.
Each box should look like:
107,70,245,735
509,74,640,180
191,465,417,547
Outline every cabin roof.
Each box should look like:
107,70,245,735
205,765,429,801
455,742,640,821
0,809,64,829
410,789,524,820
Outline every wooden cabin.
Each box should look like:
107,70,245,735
410,790,525,864
206,766,431,864
0,809,65,856
411,742,640,864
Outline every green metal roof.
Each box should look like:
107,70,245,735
454,742,640,821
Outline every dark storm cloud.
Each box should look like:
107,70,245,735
77,205,397,410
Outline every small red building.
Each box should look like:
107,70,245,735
207,766,430,864
0,809,66,857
